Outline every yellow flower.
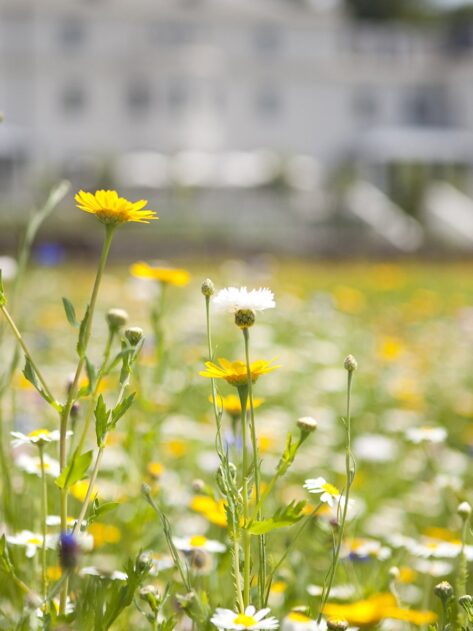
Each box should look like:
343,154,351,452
89,522,121,547
75,190,157,225
130,261,190,286
200,358,280,387
324,593,437,626
190,495,227,528
209,393,264,416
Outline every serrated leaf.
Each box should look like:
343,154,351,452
247,500,306,535
111,393,136,427
77,304,90,358
62,297,79,328
95,394,110,447
55,449,93,490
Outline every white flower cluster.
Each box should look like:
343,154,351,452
213,287,275,314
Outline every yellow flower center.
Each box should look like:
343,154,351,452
190,535,207,547
322,482,339,496
28,429,49,438
288,611,311,621
27,537,42,545
234,613,257,626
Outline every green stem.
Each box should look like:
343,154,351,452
59,224,114,614
243,328,265,608
205,296,224,455
38,444,48,598
0,305,55,403
238,386,251,609
317,371,354,623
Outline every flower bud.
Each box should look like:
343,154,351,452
71,401,80,420
327,619,349,631
201,278,215,297
458,501,472,520
389,566,400,580
434,580,454,603
234,308,256,329
297,416,318,433
139,585,160,612
344,355,358,372
106,308,128,331
137,552,153,573
192,479,205,493
125,326,144,346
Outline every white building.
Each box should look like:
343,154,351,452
0,0,472,208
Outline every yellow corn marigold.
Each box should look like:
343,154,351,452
209,393,264,416
130,261,190,286
324,593,437,627
75,190,157,225
200,358,280,387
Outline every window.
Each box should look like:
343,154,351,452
255,85,281,117
61,84,85,116
404,86,449,127
353,89,378,125
126,81,152,116
58,17,85,50
253,25,281,54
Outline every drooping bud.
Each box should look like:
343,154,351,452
192,479,205,493
389,566,400,580
201,278,215,297
106,308,128,331
125,326,144,346
344,355,358,372
234,308,256,329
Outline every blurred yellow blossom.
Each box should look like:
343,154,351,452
130,261,190,286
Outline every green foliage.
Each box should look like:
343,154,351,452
55,449,93,490
22,358,61,411
247,500,306,535
62,297,79,328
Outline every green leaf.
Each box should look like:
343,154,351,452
56,450,93,490
95,394,110,448
247,500,306,535
0,535,13,574
85,356,97,393
111,393,136,427
23,358,61,411
62,297,79,328
0,270,6,307
77,304,90,358
87,500,119,526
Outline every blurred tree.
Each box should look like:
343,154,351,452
343,0,434,22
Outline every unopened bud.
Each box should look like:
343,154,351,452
234,308,255,329
389,566,400,580
71,401,80,419
192,479,205,493
327,619,349,631
139,584,160,612
344,355,358,372
458,501,472,520
125,326,144,346
106,308,128,331
201,278,215,297
434,581,454,602
297,416,318,433
137,552,153,573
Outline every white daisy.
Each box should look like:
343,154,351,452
80,566,128,581
213,287,275,314
307,584,356,600
16,453,60,477
341,537,391,562
173,535,226,554
211,605,279,630
303,477,341,507
405,427,447,445
11,428,71,447
7,530,57,558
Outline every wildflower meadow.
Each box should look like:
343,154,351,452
1,186,473,630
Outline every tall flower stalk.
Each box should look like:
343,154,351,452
317,354,357,623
